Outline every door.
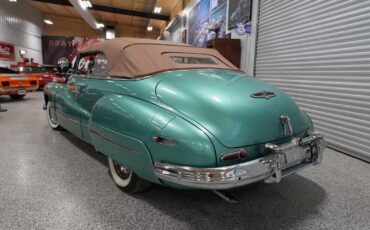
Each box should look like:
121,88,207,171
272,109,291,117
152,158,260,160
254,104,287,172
255,0,370,162
54,75,84,138
75,52,109,143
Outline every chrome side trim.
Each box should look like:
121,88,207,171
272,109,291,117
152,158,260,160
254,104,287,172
154,131,325,190
90,129,138,154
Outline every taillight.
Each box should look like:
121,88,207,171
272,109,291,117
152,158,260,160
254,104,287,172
2,81,10,87
220,149,248,161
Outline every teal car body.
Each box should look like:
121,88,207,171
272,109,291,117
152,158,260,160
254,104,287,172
44,38,325,191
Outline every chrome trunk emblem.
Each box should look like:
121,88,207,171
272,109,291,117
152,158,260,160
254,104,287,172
250,91,276,99
280,115,293,136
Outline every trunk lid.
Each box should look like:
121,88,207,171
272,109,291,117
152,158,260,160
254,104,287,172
155,70,311,148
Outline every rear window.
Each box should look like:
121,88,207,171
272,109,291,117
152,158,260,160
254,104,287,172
0,67,18,74
170,56,217,65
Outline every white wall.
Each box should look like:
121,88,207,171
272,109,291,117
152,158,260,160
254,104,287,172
0,0,43,67
177,0,259,76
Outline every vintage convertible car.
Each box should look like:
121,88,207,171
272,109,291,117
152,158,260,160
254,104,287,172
44,38,325,195
0,67,38,99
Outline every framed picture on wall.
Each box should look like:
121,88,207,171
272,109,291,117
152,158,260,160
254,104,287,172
228,0,252,30
188,0,210,47
0,42,15,60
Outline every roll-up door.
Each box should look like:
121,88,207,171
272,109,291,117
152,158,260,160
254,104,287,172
255,0,370,162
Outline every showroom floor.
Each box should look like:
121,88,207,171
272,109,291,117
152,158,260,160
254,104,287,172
0,92,369,230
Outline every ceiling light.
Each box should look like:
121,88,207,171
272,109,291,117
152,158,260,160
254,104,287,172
106,26,116,40
96,23,105,29
9,0,17,2
153,6,162,14
147,26,153,31
81,0,92,9
44,19,53,25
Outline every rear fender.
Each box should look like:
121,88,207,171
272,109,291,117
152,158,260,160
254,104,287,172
89,95,216,184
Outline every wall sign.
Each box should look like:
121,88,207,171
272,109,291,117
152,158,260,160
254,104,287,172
0,42,15,60
235,22,251,35
41,36,104,65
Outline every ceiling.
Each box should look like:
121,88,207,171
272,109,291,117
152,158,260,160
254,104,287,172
27,0,181,38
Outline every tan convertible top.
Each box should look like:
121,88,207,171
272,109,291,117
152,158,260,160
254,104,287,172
80,37,238,78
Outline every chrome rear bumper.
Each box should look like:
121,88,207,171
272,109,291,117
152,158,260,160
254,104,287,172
0,86,38,93
154,131,325,190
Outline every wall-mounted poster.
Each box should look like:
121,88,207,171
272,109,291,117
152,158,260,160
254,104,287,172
41,36,104,66
228,0,252,30
0,42,15,60
208,0,227,41
188,0,228,47
188,0,210,47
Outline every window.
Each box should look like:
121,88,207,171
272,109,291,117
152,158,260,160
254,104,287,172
93,53,108,77
16,66,44,73
0,67,18,74
170,56,217,65
77,52,108,77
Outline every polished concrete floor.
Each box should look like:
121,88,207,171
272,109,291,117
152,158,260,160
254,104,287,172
0,92,369,230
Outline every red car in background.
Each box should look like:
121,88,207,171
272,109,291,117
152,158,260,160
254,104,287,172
10,63,63,88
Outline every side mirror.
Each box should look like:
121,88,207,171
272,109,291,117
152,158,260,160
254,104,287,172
57,57,70,73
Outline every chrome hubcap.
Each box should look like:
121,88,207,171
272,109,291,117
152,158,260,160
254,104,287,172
113,160,131,179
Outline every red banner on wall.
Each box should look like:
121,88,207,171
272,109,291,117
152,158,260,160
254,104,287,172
42,36,104,66
0,42,15,60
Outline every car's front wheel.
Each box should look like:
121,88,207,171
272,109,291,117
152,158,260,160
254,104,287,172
9,94,25,100
46,102,62,130
108,158,151,193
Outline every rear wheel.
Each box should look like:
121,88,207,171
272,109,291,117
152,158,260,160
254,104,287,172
46,102,63,130
108,158,151,193
9,94,25,100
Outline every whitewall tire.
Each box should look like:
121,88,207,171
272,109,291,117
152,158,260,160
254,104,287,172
108,157,151,193
46,102,62,130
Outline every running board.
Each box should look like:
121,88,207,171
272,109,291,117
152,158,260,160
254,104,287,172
213,190,239,204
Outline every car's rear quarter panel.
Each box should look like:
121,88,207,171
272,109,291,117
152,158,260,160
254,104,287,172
89,94,217,184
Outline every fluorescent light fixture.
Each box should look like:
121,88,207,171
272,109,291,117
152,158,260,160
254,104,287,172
106,26,116,40
81,0,92,9
44,19,53,25
96,23,105,29
106,30,115,39
9,0,17,2
147,26,153,31
153,6,162,14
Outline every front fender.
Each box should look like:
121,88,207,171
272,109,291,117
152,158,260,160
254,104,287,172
43,82,65,108
89,95,216,184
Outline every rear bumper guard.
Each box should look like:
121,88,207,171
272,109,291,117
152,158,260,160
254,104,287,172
154,131,325,190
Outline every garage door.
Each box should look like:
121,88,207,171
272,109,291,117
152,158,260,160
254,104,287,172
255,0,370,162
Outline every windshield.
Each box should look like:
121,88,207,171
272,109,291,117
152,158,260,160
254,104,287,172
16,66,44,73
0,67,18,74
